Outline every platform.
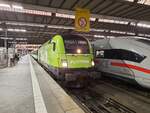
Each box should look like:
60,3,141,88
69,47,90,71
0,55,85,113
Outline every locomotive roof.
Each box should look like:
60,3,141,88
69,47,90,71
62,34,88,41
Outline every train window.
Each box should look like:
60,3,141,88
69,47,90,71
98,49,145,63
96,50,104,58
104,49,122,59
121,50,146,63
52,42,56,51
134,53,146,63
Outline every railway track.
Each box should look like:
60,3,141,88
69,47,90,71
88,80,150,113
98,76,150,103
100,73,150,97
67,88,136,113
65,76,150,113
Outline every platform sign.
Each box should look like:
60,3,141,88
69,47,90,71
75,8,90,32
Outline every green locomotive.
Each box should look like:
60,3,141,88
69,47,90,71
38,34,94,81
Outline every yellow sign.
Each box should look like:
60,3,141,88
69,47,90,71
75,8,90,32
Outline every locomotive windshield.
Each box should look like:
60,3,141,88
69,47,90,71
63,35,90,54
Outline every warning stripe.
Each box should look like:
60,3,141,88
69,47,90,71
111,62,150,74
29,56,48,113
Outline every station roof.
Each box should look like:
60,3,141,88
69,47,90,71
0,0,150,44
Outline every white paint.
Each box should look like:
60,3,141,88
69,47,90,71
29,55,48,113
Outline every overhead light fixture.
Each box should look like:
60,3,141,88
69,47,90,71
16,38,27,41
125,0,150,6
0,4,11,8
107,36,115,38
25,9,52,16
138,33,145,36
48,25,74,30
7,28,26,32
126,32,135,35
0,5,51,16
110,30,126,34
6,22,45,28
137,23,150,28
94,35,105,38
144,34,150,37
56,13,96,22
0,37,13,40
98,18,128,25
125,0,134,2
139,1,150,5
0,28,3,31
12,5,23,9
137,33,150,38
90,18,96,22
15,29,26,32
56,13,75,19
8,41,17,44
7,28,14,31
91,28,105,32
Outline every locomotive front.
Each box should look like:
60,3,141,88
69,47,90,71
59,34,95,83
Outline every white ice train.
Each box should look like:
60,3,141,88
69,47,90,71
93,37,150,88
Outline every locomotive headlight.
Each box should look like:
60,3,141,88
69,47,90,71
77,48,82,54
62,60,68,67
92,60,95,66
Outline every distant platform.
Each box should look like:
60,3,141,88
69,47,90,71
0,55,85,113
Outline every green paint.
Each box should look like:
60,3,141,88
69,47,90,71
38,34,94,69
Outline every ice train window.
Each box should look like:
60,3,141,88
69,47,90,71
95,49,120,59
96,49,146,63
121,50,146,63
96,50,104,58
104,49,122,59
